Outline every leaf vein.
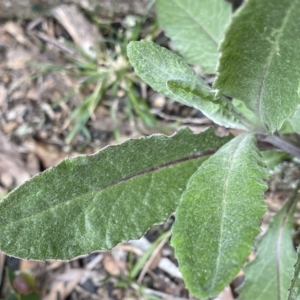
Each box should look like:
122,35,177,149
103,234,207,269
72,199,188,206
170,0,218,46
0,152,214,229
256,0,296,125
210,138,241,289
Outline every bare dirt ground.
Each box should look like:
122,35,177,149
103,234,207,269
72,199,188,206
0,2,299,300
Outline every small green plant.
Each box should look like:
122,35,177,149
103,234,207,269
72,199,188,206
2,0,300,299
30,16,156,142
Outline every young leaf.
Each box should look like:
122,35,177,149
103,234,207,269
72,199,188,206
127,41,244,129
0,127,231,260
172,134,268,298
167,79,248,129
238,186,298,300
214,0,300,133
156,0,231,74
288,248,300,300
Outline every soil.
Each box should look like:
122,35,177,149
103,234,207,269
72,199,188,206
0,0,154,19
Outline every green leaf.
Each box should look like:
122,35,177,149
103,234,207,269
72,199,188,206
0,127,231,260
286,106,300,134
288,248,300,300
127,41,244,129
167,79,247,129
127,40,209,103
279,121,295,135
172,134,268,298
238,188,297,300
167,79,217,103
156,0,231,73
261,150,290,170
214,0,300,133
232,99,260,126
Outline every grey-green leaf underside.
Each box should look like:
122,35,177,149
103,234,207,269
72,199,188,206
156,0,231,74
127,41,244,129
288,248,300,300
214,0,300,133
0,127,231,260
238,191,297,300
172,134,268,299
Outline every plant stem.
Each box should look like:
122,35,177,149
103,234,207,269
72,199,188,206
258,134,300,158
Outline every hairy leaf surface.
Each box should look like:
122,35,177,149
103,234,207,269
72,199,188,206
156,0,231,73
167,80,247,129
238,190,297,300
288,248,300,300
214,0,300,133
0,128,231,260
172,134,268,298
127,41,244,129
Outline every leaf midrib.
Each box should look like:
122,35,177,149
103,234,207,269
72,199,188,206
0,151,214,228
170,0,218,46
210,137,242,290
135,44,203,90
256,0,296,125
